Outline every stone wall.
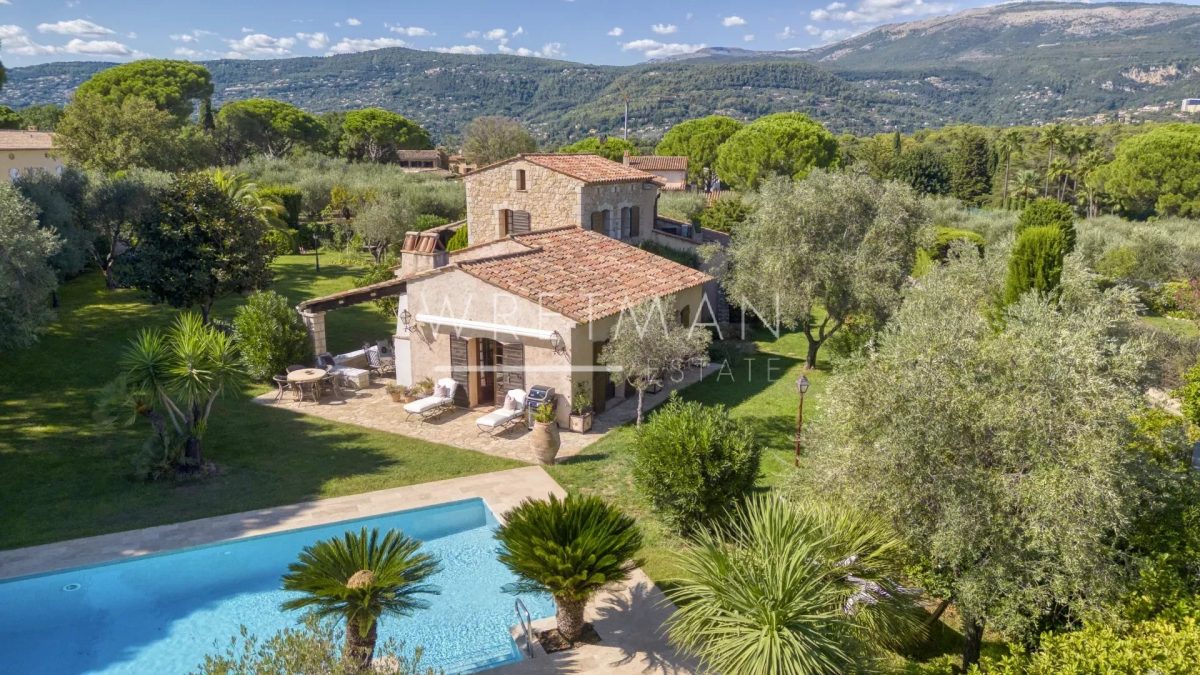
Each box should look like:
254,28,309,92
580,182,657,242
464,160,583,245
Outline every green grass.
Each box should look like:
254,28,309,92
0,254,521,550
1142,314,1200,339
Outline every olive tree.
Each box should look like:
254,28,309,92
721,171,925,368
0,184,61,349
804,251,1150,669
461,116,536,166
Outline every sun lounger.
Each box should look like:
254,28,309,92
476,389,527,435
404,378,458,422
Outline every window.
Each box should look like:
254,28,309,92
514,168,527,191
620,207,631,239
630,206,641,237
590,211,606,233
510,210,531,234
680,306,691,327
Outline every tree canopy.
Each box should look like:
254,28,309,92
0,183,60,350
558,136,636,162
215,98,327,162
339,108,432,162
74,59,213,120
461,116,537,166
722,171,925,368
714,112,839,190
655,115,743,188
56,94,211,173
1094,124,1200,219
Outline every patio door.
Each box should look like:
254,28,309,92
592,340,616,413
476,338,497,406
449,335,470,407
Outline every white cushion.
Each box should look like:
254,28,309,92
504,389,527,410
404,396,450,414
477,408,521,428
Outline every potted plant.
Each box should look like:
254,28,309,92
405,377,434,402
385,383,407,403
530,403,561,465
568,382,594,433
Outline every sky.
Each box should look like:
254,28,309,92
0,0,1179,68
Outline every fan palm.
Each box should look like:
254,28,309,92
1015,169,1042,203
281,527,440,671
664,496,924,675
996,129,1023,207
495,494,642,642
209,168,287,228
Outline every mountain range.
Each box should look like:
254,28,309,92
2,2,1199,142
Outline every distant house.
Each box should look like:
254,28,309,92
1183,99,1200,113
0,131,61,182
448,154,477,176
395,149,449,172
623,153,688,191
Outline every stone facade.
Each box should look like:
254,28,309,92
464,158,657,246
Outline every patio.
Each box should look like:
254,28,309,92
251,365,716,463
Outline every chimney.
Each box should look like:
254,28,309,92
398,231,448,277
623,150,631,165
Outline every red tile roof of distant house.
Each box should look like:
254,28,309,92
0,131,54,151
625,155,688,172
469,153,657,185
455,227,711,322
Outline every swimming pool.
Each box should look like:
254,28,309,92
0,498,555,674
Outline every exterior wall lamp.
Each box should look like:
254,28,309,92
399,309,414,333
550,331,566,355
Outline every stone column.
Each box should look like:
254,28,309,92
299,308,327,356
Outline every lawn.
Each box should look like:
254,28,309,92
0,254,521,550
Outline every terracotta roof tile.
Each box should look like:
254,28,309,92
0,131,54,151
456,227,711,322
625,155,688,172
469,153,657,185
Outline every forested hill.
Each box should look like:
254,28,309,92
3,2,1199,141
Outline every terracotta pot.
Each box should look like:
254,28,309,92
531,420,561,464
388,390,406,403
568,412,593,433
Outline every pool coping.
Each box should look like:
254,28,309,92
0,465,562,581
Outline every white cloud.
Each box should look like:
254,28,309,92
174,47,201,57
499,41,566,58
37,19,115,37
296,32,329,49
778,26,799,39
0,25,58,55
225,33,296,58
805,24,856,42
389,26,434,37
326,37,408,55
345,17,362,26
241,27,255,33
621,39,705,59
170,33,197,43
484,28,507,40
513,26,524,37
464,30,480,38
539,42,565,58
722,16,747,27
607,26,623,37
62,38,135,56
431,44,485,54
651,23,677,35
809,0,952,25
743,34,755,42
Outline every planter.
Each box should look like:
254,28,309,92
568,412,593,434
530,420,561,465
387,390,407,403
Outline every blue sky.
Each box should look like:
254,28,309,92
0,0,1174,68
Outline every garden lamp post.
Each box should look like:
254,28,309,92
312,233,320,273
795,374,810,467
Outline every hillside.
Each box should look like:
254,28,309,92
2,2,1198,140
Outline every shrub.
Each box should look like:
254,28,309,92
931,226,985,260
697,195,750,233
658,191,706,224
1005,226,1067,305
639,240,697,268
633,394,760,532
262,228,296,256
445,226,468,251
232,290,312,381
1017,198,1076,252
974,618,1200,674
412,213,449,232
257,185,302,227
356,264,400,319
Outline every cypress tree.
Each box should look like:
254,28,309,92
1005,226,1067,305
1016,197,1076,252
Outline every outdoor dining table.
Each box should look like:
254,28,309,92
287,368,326,402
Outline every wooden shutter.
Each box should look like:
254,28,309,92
449,335,470,407
511,210,531,234
501,342,525,396
590,211,604,232
630,206,640,237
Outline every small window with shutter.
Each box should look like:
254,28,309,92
514,169,527,191
630,206,641,237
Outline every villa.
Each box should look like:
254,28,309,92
298,153,724,424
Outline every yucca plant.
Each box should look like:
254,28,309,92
281,528,440,671
495,494,642,643
665,495,924,675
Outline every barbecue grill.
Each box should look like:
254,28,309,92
525,385,555,429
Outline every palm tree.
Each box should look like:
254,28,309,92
115,312,242,471
495,494,642,643
1015,169,1041,206
281,528,441,671
1039,124,1067,197
209,168,286,228
664,496,924,675
996,129,1023,208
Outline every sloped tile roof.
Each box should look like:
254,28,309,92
456,227,711,322
470,153,657,185
0,131,54,150
625,155,688,172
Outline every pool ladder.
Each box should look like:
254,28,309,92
514,599,536,658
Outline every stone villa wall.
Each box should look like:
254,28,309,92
581,182,657,242
464,160,583,245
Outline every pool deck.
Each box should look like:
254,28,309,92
0,466,697,674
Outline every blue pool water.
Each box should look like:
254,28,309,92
0,498,555,674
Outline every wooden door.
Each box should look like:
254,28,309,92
592,340,615,414
477,339,496,406
449,335,470,407
501,342,525,402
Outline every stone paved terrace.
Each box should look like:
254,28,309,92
251,366,716,463
0,467,697,674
